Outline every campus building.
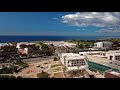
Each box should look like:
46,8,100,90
60,53,88,71
94,41,113,50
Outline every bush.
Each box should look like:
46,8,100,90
18,63,28,68
0,75,16,78
54,57,58,61
0,67,13,74
37,71,49,78
17,76,22,78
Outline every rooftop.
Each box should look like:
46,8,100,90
66,56,86,60
109,71,120,76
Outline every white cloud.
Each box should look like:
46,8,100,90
76,28,86,31
62,12,120,27
76,29,80,31
82,29,86,30
52,17,58,20
96,27,120,33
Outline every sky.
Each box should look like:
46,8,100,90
0,12,120,36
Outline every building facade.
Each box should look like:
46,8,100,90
60,53,88,71
94,41,113,50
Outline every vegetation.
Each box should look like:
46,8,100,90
35,42,55,56
37,71,49,78
0,75,16,78
53,72,64,78
10,42,17,46
15,58,29,68
53,57,58,61
51,64,61,68
67,70,82,77
0,64,19,74
17,76,22,78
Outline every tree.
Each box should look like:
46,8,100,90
10,42,17,46
84,44,90,48
54,57,58,61
76,44,84,49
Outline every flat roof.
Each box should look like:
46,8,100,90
109,71,120,76
66,56,86,60
61,53,80,57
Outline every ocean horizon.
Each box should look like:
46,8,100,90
0,36,120,43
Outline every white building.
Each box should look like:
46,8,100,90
99,50,120,66
106,53,120,66
94,41,113,50
0,43,8,48
60,53,88,71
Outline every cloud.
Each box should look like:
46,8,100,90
76,29,80,31
62,12,120,27
96,27,120,33
76,28,86,31
82,29,86,30
52,17,58,20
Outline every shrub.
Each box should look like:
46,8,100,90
37,71,49,78
53,57,58,61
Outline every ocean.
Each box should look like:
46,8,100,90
0,36,120,43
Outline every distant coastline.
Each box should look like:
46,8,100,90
0,36,120,43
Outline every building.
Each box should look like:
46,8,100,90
99,50,120,66
94,41,113,50
0,43,8,49
60,53,88,71
104,70,120,78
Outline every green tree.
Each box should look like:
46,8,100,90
84,44,90,48
76,44,84,49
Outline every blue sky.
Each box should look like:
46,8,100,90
0,12,120,36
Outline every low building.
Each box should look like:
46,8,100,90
99,50,120,66
104,70,120,78
94,41,113,50
0,43,8,49
60,53,88,71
